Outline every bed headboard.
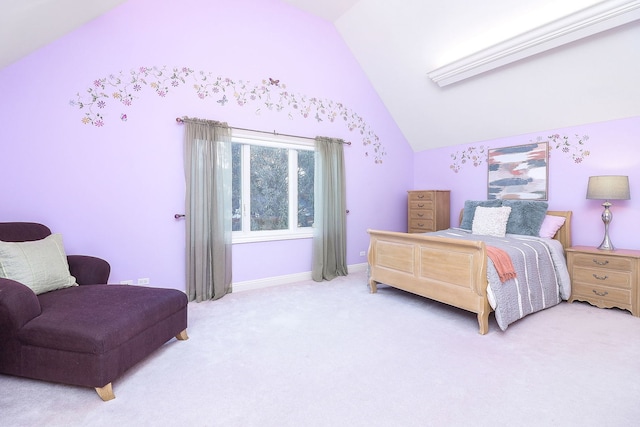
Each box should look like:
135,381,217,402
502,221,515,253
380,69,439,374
458,209,572,249
546,211,572,249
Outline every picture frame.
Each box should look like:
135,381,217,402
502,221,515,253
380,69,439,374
487,142,548,200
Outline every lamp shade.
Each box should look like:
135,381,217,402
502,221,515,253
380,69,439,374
586,175,630,200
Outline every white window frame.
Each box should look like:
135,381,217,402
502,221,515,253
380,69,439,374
232,129,314,244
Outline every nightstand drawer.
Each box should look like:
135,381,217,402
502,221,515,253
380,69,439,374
572,267,632,289
571,282,632,306
571,253,633,273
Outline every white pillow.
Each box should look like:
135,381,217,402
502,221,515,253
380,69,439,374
0,234,77,295
538,215,566,239
472,206,512,237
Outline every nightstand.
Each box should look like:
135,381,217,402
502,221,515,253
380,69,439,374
566,246,640,317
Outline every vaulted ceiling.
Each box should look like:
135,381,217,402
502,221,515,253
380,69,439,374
3,0,639,151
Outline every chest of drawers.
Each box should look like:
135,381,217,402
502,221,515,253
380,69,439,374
407,190,450,233
566,246,640,316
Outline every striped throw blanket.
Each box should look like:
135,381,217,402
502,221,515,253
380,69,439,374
427,229,569,331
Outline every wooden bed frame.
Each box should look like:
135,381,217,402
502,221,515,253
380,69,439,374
367,211,572,334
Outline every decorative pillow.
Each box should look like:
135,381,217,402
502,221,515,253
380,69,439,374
0,234,77,295
539,215,566,239
472,206,512,237
460,199,503,230
501,200,548,236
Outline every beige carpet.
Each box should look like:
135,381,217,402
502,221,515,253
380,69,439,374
2,270,640,426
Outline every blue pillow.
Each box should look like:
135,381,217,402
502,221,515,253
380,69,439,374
501,200,548,236
460,200,502,230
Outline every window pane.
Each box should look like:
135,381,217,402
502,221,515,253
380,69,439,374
250,146,288,231
298,150,314,227
232,143,242,231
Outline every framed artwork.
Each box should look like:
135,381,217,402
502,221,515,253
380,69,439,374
487,142,548,200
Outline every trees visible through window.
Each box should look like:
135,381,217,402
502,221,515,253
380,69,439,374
232,131,314,242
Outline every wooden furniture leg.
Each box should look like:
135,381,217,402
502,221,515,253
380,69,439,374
477,308,490,335
368,278,378,294
95,383,115,401
176,329,189,340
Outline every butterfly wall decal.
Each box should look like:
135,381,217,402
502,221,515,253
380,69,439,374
268,78,280,86
217,95,228,106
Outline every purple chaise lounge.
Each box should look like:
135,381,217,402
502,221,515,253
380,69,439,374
0,222,188,401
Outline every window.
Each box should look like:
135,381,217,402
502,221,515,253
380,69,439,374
232,130,314,243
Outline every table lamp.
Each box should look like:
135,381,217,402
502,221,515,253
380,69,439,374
586,175,630,251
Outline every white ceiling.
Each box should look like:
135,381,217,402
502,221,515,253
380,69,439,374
2,0,639,152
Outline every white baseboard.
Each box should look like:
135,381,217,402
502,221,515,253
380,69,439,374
232,262,368,293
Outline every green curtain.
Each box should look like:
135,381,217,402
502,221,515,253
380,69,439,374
182,117,232,301
312,136,348,282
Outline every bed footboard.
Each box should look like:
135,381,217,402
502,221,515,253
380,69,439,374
367,229,491,334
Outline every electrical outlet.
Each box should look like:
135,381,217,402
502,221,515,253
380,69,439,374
120,280,134,285
137,278,150,285
359,251,366,256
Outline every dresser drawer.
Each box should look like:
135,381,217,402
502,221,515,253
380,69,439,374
408,191,435,202
571,282,632,306
409,209,434,220
572,267,632,289
409,219,434,232
571,253,633,272
409,201,434,211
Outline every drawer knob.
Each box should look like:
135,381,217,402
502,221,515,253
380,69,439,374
592,289,609,297
417,213,424,217
593,259,609,266
593,273,608,281
417,203,425,208
417,194,424,199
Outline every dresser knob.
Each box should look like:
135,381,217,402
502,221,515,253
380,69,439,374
593,274,608,280
417,194,424,198
417,204,425,208
417,213,424,217
593,259,609,266
593,289,609,297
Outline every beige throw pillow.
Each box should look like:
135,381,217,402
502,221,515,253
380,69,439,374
0,233,77,294
472,206,512,237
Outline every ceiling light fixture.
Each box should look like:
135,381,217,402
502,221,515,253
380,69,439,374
427,0,640,87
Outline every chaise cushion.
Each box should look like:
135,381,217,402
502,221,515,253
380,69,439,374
0,234,77,295
0,222,52,242
19,285,187,354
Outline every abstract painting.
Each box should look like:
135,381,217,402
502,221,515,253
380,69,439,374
487,142,548,200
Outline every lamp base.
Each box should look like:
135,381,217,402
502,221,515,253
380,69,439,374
597,237,615,251
597,201,615,251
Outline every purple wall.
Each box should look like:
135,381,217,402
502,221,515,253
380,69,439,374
3,0,636,292
0,0,413,289
414,116,640,250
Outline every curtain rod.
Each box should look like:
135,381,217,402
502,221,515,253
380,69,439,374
175,117,351,145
